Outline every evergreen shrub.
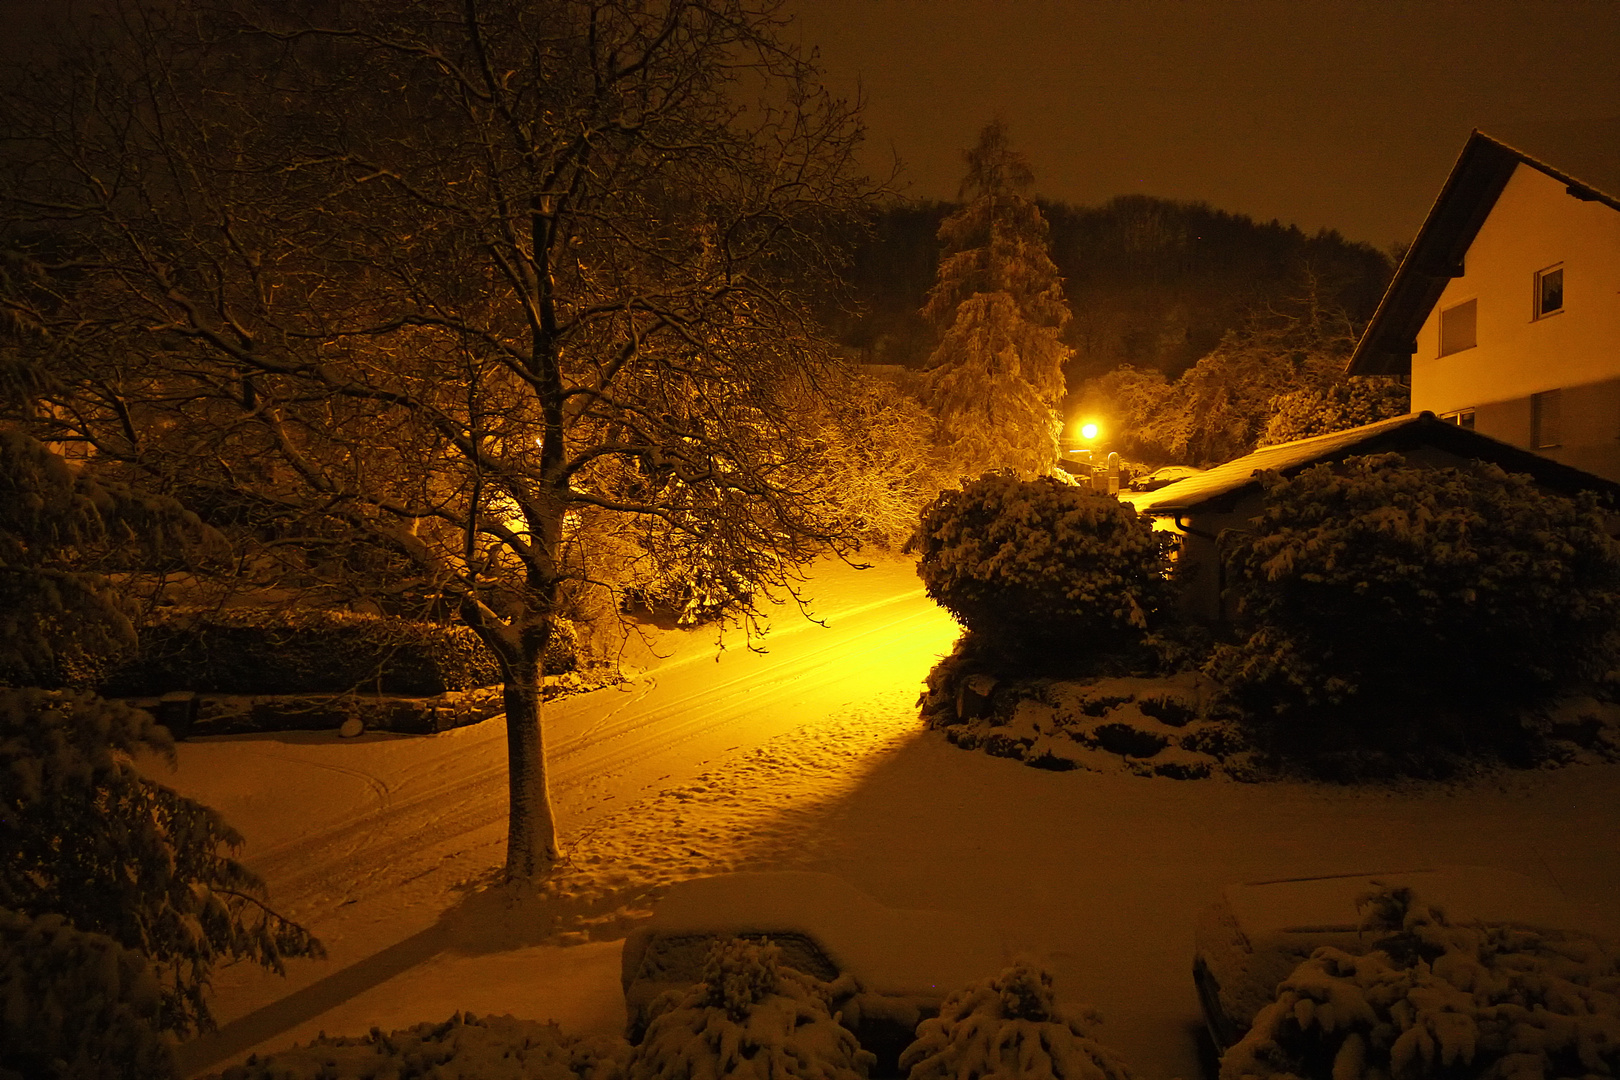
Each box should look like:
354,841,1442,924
1209,454,1620,758
908,472,1177,662
899,958,1134,1080
626,938,873,1080
105,608,578,697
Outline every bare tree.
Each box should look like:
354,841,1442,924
1,0,880,878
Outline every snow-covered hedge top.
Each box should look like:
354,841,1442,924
631,873,1005,999
213,1012,626,1080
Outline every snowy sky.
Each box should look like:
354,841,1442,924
783,0,1620,248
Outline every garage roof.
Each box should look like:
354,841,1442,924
1122,411,1620,516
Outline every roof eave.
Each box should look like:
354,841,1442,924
1347,132,1525,378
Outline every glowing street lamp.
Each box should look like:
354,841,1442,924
1080,422,1099,441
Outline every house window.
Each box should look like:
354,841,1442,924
1534,264,1564,319
1531,389,1562,449
1440,408,1475,430
1439,298,1477,356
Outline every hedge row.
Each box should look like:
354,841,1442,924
104,608,577,697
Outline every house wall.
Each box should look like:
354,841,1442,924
1410,162,1620,479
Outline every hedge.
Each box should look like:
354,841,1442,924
104,608,578,697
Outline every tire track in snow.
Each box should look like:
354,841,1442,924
249,602,953,920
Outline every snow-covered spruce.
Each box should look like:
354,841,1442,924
898,959,1134,1080
626,937,875,1080
214,1012,626,1080
1220,887,1620,1080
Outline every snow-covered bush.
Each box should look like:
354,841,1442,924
908,473,1176,662
216,1012,626,1080
899,959,1133,1080
1220,888,1620,1080
1259,379,1408,447
626,937,874,1080
1209,454,1620,762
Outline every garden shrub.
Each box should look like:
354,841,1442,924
908,472,1177,663
1209,454,1620,759
218,1012,627,1080
1221,887,1620,1080
104,608,578,697
899,958,1134,1080
626,938,874,1080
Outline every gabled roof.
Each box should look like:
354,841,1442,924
1122,411,1620,516
1348,128,1620,378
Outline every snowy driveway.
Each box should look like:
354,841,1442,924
158,556,1620,1080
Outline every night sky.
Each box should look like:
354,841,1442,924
785,0,1620,248
5,1,1618,249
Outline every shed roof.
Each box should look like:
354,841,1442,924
1122,411,1620,516
1348,127,1620,378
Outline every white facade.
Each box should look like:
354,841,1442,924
1410,162,1620,479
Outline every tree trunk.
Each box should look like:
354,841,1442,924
500,636,560,879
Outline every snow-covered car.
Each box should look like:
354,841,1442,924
621,871,1007,1075
1192,865,1593,1049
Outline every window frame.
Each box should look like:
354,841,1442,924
1439,408,1476,430
1533,263,1564,321
1438,297,1478,357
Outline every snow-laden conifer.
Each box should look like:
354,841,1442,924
899,959,1134,1080
0,426,322,1076
626,937,875,1080
921,121,1072,478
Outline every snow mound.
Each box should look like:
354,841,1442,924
899,958,1135,1080
211,1012,627,1080
626,938,875,1080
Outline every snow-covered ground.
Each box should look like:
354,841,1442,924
151,554,1620,1080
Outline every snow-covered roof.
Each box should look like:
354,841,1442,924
1122,411,1620,516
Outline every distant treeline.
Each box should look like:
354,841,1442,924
827,194,1394,389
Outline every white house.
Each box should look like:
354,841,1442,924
1348,128,1620,480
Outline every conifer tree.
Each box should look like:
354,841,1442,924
922,121,1073,477
0,365,321,1074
